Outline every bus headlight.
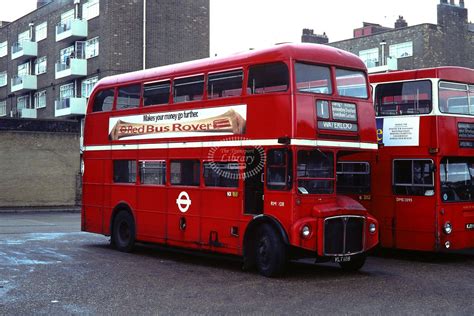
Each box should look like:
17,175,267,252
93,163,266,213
369,223,376,234
443,222,452,235
301,225,311,238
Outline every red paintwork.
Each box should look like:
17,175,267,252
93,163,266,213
364,67,474,251
82,44,379,260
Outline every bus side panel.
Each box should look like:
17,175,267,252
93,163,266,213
82,157,105,234
136,186,167,243
200,188,242,253
167,187,201,247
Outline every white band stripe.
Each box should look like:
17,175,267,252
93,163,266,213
83,139,378,151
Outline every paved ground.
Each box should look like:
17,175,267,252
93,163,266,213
0,212,473,315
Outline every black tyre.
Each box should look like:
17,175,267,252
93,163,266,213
255,224,287,277
339,255,366,272
112,210,136,252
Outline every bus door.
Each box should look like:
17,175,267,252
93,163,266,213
167,159,202,246
392,159,437,250
264,148,293,222
244,148,264,215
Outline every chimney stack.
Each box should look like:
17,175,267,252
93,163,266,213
395,16,408,28
449,0,455,4
460,0,465,7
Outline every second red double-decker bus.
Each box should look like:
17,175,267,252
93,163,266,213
81,44,379,276
342,67,474,252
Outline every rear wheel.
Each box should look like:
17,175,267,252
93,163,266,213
112,210,136,252
255,224,287,277
338,254,366,272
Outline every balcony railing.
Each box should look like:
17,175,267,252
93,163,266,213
55,57,87,80
11,75,37,93
11,40,38,61
56,19,88,42
55,97,87,117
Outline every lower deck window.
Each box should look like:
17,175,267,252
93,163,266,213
336,162,370,194
393,159,434,196
171,160,200,186
203,162,239,187
113,160,137,183
139,161,166,185
440,157,474,202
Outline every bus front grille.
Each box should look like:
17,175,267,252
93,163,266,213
324,216,364,256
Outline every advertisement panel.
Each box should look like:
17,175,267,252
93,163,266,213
376,116,420,146
109,105,247,141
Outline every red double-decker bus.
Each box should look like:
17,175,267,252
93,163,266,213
81,44,379,276
343,67,473,252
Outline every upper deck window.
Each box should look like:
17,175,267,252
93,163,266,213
208,70,243,99
92,88,114,112
144,81,170,106
295,62,332,95
248,62,289,94
116,84,141,110
375,80,432,116
439,81,474,115
335,68,368,99
174,75,204,103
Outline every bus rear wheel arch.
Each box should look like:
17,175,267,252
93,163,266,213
111,207,136,252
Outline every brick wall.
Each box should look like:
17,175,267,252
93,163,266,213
0,118,80,208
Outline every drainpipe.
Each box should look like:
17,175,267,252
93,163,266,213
74,0,80,19
143,0,147,69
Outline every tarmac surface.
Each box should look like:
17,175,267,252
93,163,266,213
0,212,473,314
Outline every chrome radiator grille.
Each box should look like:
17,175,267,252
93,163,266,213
323,216,365,256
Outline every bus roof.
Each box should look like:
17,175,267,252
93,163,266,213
369,66,474,85
94,43,367,89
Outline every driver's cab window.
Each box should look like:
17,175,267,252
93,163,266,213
266,149,292,191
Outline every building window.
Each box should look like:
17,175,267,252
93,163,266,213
61,9,75,23
18,62,30,76
359,48,379,68
18,30,30,43
35,22,47,42
35,56,47,75
60,83,75,99
83,0,100,20
0,100,6,116
0,41,7,58
17,95,31,110
85,37,99,59
81,76,98,98
34,90,46,109
389,41,413,59
0,71,7,87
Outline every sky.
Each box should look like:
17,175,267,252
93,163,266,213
2,0,473,57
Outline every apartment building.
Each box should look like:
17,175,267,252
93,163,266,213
0,0,209,120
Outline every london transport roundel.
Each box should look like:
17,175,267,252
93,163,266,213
176,191,191,213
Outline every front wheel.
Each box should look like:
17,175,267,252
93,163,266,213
112,210,136,252
255,224,287,277
338,255,366,272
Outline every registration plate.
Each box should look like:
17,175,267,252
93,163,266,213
334,256,351,263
